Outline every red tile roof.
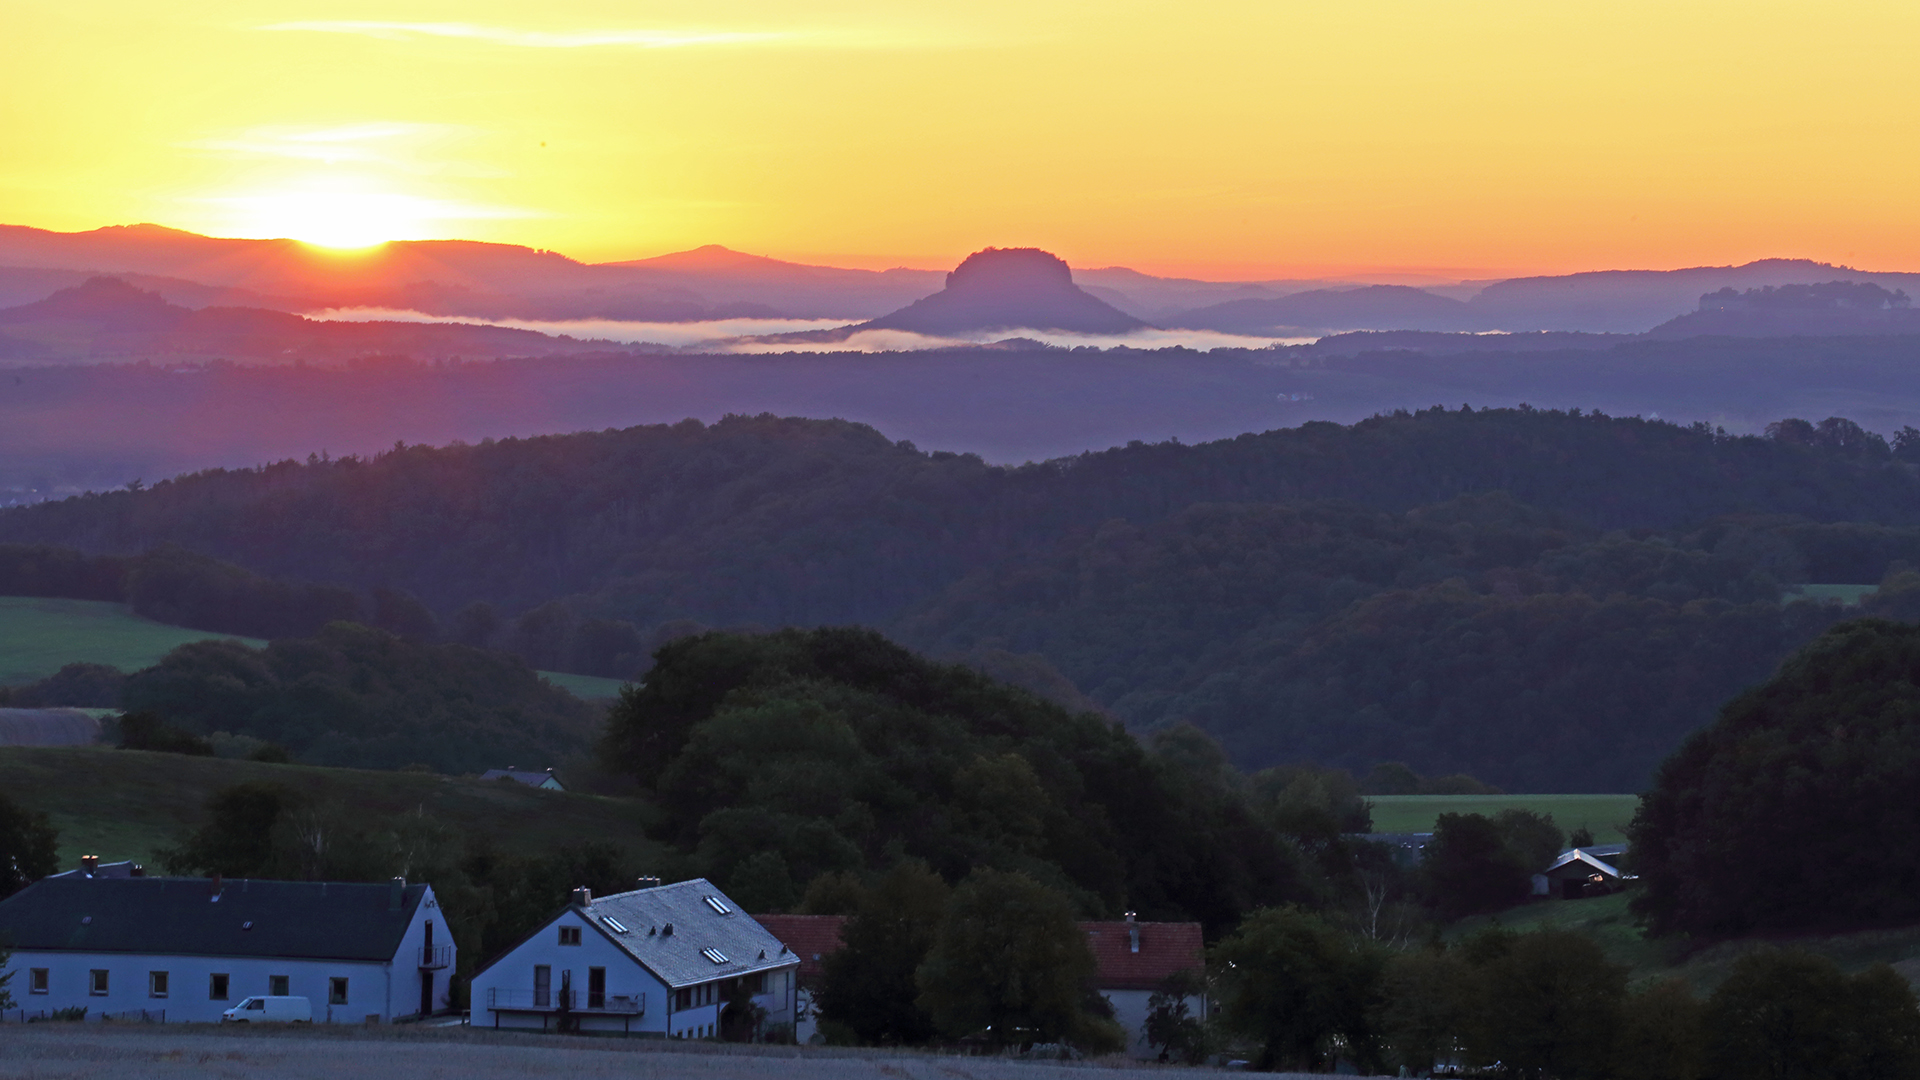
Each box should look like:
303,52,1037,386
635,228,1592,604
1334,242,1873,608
1080,920,1205,991
754,913,1203,993
751,914,845,985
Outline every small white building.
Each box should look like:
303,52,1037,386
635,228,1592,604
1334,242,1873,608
0,868,453,1024
470,878,800,1038
479,767,565,791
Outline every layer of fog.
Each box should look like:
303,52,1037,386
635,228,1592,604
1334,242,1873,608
304,307,1310,352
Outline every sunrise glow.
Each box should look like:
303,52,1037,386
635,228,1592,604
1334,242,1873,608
6,1,1920,274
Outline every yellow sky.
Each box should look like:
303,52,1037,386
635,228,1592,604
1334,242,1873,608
3,0,1918,278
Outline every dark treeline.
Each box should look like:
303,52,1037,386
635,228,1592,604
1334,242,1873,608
108,623,598,773
9,408,1920,786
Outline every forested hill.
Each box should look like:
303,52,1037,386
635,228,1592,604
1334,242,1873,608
6,407,1920,789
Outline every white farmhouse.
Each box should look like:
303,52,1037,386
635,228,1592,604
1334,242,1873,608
0,868,453,1024
470,878,800,1038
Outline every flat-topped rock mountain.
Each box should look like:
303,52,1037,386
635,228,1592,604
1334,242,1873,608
860,248,1150,335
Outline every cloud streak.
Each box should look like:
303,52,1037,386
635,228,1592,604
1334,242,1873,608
259,21,793,49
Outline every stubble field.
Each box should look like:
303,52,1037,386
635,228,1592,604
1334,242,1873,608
0,1025,1255,1080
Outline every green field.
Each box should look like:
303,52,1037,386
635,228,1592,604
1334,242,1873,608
1791,583,1880,605
1449,891,1920,992
0,594,629,699
0,745,665,870
1367,793,1640,842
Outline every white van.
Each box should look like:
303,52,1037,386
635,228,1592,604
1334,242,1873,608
221,996,313,1023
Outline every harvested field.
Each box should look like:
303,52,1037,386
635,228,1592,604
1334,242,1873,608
0,1025,1260,1079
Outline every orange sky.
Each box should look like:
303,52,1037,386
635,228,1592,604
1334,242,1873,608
4,1,1918,278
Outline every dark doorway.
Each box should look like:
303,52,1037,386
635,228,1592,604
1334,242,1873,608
420,971,433,1017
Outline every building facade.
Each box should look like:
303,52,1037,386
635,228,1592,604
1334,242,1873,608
0,871,452,1024
470,878,801,1038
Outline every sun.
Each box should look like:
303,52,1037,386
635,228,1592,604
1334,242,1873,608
221,187,442,248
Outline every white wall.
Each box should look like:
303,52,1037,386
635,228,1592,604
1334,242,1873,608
4,951,391,1023
470,909,670,1034
470,909,798,1038
386,886,456,1020
1101,989,1207,1059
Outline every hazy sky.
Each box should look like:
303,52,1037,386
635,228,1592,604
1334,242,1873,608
5,1,1916,277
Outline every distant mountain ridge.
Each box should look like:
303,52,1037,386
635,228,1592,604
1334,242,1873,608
0,276,623,363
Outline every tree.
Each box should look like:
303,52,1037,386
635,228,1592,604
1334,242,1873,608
1142,969,1209,1064
1424,813,1531,920
1703,951,1920,1080
117,711,213,756
158,783,286,877
1633,619,1920,935
0,792,58,899
1471,929,1626,1080
817,861,949,1044
1212,905,1383,1071
1490,809,1564,873
1374,947,1476,1075
1615,977,1705,1080
914,869,1108,1049
0,944,12,1011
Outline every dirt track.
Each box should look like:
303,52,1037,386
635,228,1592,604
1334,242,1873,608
0,1024,1269,1079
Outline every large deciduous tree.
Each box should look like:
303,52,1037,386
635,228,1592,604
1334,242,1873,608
0,792,58,899
1212,905,1383,1072
1632,619,1920,935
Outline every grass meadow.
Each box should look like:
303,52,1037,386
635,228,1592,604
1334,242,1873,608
0,745,665,870
1365,794,1640,843
0,594,630,699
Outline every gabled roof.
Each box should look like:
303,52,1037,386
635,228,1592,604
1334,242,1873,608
1544,848,1626,878
1080,921,1205,991
47,861,143,880
751,914,847,985
480,879,797,990
0,877,428,962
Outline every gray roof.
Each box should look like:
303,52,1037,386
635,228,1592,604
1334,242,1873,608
1558,843,1627,860
1544,848,1625,878
479,768,562,787
485,878,797,989
0,876,428,962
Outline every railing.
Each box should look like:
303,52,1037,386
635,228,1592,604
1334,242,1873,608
100,1008,165,1023
488,988,643,1015
419,944,453,970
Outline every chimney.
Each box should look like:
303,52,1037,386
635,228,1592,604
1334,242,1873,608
1126,911,1139,954
637,876,662,890
81,855,99,877
389,876,406,911
572,887,592,907
130,864,145,878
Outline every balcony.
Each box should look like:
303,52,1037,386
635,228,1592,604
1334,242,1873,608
486,988,644,1015
419,945,453,970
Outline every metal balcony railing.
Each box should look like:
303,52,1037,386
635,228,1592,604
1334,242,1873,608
487,988,643,1015
419,945,453,970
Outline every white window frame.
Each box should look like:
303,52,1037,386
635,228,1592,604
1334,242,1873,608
29,968,48,994
89,969,109,996
329,977,349,1005
210,973,230,1000
269,974,290,996
149,971,169,998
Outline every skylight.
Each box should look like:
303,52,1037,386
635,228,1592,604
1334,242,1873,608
703,895,732,914
702,948,729,964
602,915,629,933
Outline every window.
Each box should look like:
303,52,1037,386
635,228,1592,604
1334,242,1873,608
329,977,349,1006
701,948,728,964
269,975,289,996
703,895,732,915
29,969,48,994
149,971,169,998
90,970,109,996
587,967,605,1010
209,974,229,1000
674,987,690,1010
534,965,551,1008
558,925,581,946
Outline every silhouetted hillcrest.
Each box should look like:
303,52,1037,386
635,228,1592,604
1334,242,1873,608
0,276,626,363
860,248,1150,335
1647,280,1920,338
